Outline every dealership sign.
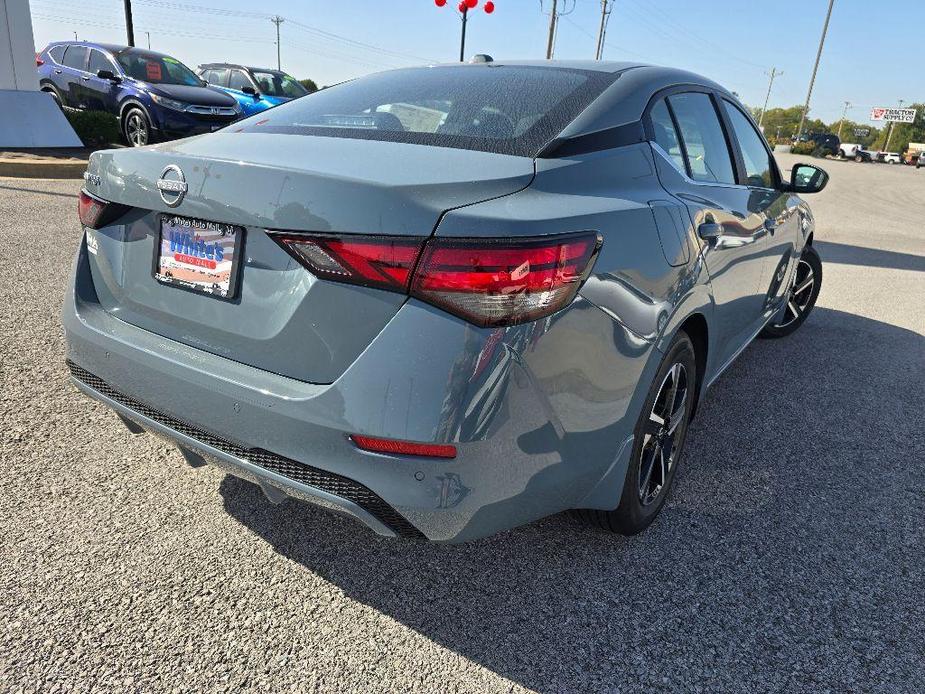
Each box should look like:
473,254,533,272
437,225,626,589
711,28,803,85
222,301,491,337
853,127,870,137
870,107,917,123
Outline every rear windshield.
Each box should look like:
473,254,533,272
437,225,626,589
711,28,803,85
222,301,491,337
233,65,617,157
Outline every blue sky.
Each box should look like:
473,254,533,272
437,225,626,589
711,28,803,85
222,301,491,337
30,0,922,124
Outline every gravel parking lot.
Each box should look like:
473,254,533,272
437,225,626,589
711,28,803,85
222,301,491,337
1,154,923,693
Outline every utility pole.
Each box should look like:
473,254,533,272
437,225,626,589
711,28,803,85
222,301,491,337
123,0,135,46
883,99,904,152
459,5,468,62
796,0,835,140
145,31,151,49
757,67,781,130
595,0,613,60
545,0,558,59
271,16,284,70
836,101,850,139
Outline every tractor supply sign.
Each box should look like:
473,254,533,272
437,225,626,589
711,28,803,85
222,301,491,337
870,107,917,123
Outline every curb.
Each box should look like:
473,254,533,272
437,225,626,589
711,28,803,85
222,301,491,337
0,157,87,179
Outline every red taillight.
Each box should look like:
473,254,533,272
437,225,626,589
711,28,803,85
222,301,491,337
78,189,109,229
271,234,425,291
350,434,457,459
411,233,601,327
35,54,45,67
271,231,601,327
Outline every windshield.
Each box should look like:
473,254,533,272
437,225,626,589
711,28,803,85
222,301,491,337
116,49,202,86
251,71,307,98
234,65,618,157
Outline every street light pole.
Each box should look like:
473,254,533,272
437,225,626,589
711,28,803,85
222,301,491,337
796,0,835,140
758,67,781,130
545,0,558,59
459,5,468,61
123,0,135,46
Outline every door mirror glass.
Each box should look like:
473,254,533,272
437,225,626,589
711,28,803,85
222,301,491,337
242,86,259,97
790,164,829,194
97,69,118,81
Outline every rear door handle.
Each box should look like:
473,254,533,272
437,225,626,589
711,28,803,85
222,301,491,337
82,75,91,81
54,69,62,74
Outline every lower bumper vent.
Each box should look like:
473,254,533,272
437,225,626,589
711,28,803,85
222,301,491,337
66,360,424,538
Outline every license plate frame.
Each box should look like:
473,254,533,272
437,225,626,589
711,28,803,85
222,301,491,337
153,214,245,300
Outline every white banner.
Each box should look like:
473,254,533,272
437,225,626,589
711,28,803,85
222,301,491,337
870,107,917,123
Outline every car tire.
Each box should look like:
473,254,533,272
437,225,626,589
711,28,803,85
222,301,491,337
571,331,697,535
855,154,864,163
759,245,823,339
123,107,153,147
42,87,63,110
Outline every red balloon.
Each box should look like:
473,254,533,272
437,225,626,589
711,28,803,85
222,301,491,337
466,0,478,7
435,0,446,5
484,0,494,12
458,0,466,10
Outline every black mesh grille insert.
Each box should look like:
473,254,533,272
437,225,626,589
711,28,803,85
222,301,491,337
66,360,424,538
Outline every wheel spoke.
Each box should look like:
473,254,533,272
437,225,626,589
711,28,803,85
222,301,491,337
667,393,687,434
788,300,801,319
644,417,663,436
638,443,659,500
793,275,814,296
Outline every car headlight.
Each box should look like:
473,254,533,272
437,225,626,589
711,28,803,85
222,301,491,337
150,93,189,111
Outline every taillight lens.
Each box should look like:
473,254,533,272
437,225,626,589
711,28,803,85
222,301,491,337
78,190,109,229
271,234,425,291
35,54,45,67
270,231,601,327
411,233,601,327
350,434,457,459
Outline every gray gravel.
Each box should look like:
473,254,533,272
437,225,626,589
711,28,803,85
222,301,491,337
1,156,924,693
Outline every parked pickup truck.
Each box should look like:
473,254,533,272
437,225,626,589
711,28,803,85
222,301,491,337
837,143,873,162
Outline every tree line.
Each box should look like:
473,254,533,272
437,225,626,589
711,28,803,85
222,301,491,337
753,104,925,152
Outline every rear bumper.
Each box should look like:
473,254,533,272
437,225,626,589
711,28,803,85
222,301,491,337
63,236,653,542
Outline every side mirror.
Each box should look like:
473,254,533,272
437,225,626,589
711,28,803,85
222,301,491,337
789,163,829,194
242,86,259,98
97,69,119,82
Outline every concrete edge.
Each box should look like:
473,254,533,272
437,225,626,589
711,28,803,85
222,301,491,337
0,157,87,179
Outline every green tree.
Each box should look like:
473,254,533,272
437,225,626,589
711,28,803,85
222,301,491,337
299,78,319,93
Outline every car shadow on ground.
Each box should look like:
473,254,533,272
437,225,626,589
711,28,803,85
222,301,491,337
814,240,925,273
219,307,924,692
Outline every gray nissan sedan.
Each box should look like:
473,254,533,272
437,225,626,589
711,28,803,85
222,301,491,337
66,61,827,542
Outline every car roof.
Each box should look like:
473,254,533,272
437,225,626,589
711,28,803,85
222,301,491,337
199,63,282,73
47,40,127,53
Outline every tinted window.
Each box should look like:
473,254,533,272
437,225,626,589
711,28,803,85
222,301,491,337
48,45,66,63
228,70,253,91
251,70,307,98
202,68,228,86
724,100,774,187
667,92,735,185
115,49,201,86
62,45,88,70
650,99,686,172
88,49,114,75
235,66,616,157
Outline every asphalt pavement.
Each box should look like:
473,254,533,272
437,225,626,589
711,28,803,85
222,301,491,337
1,155,923,692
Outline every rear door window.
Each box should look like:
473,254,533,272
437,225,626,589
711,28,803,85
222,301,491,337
48,45,66,63
61,45,88,71
666,92,736,185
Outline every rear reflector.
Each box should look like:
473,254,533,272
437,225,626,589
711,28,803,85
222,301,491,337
271,234,425,291
350,434,457,459
269,231,602,327
411,232,601,327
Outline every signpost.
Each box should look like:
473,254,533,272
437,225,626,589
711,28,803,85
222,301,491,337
869,107,917,123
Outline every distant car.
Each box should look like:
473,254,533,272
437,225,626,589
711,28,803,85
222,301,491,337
796,132,841,157
837,143,873,162
879,152,901,165
197,63,309,117
36,42,241,146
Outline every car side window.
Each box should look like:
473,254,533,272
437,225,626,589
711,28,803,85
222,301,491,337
649,99,686,173
61,45,88,71
228,70,252,91
666,92,735,185
88,49,114,75
723,100,775,188
48,45,66,63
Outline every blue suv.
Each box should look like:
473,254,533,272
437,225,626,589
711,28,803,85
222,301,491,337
37,42,241,146
197,63,309,117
